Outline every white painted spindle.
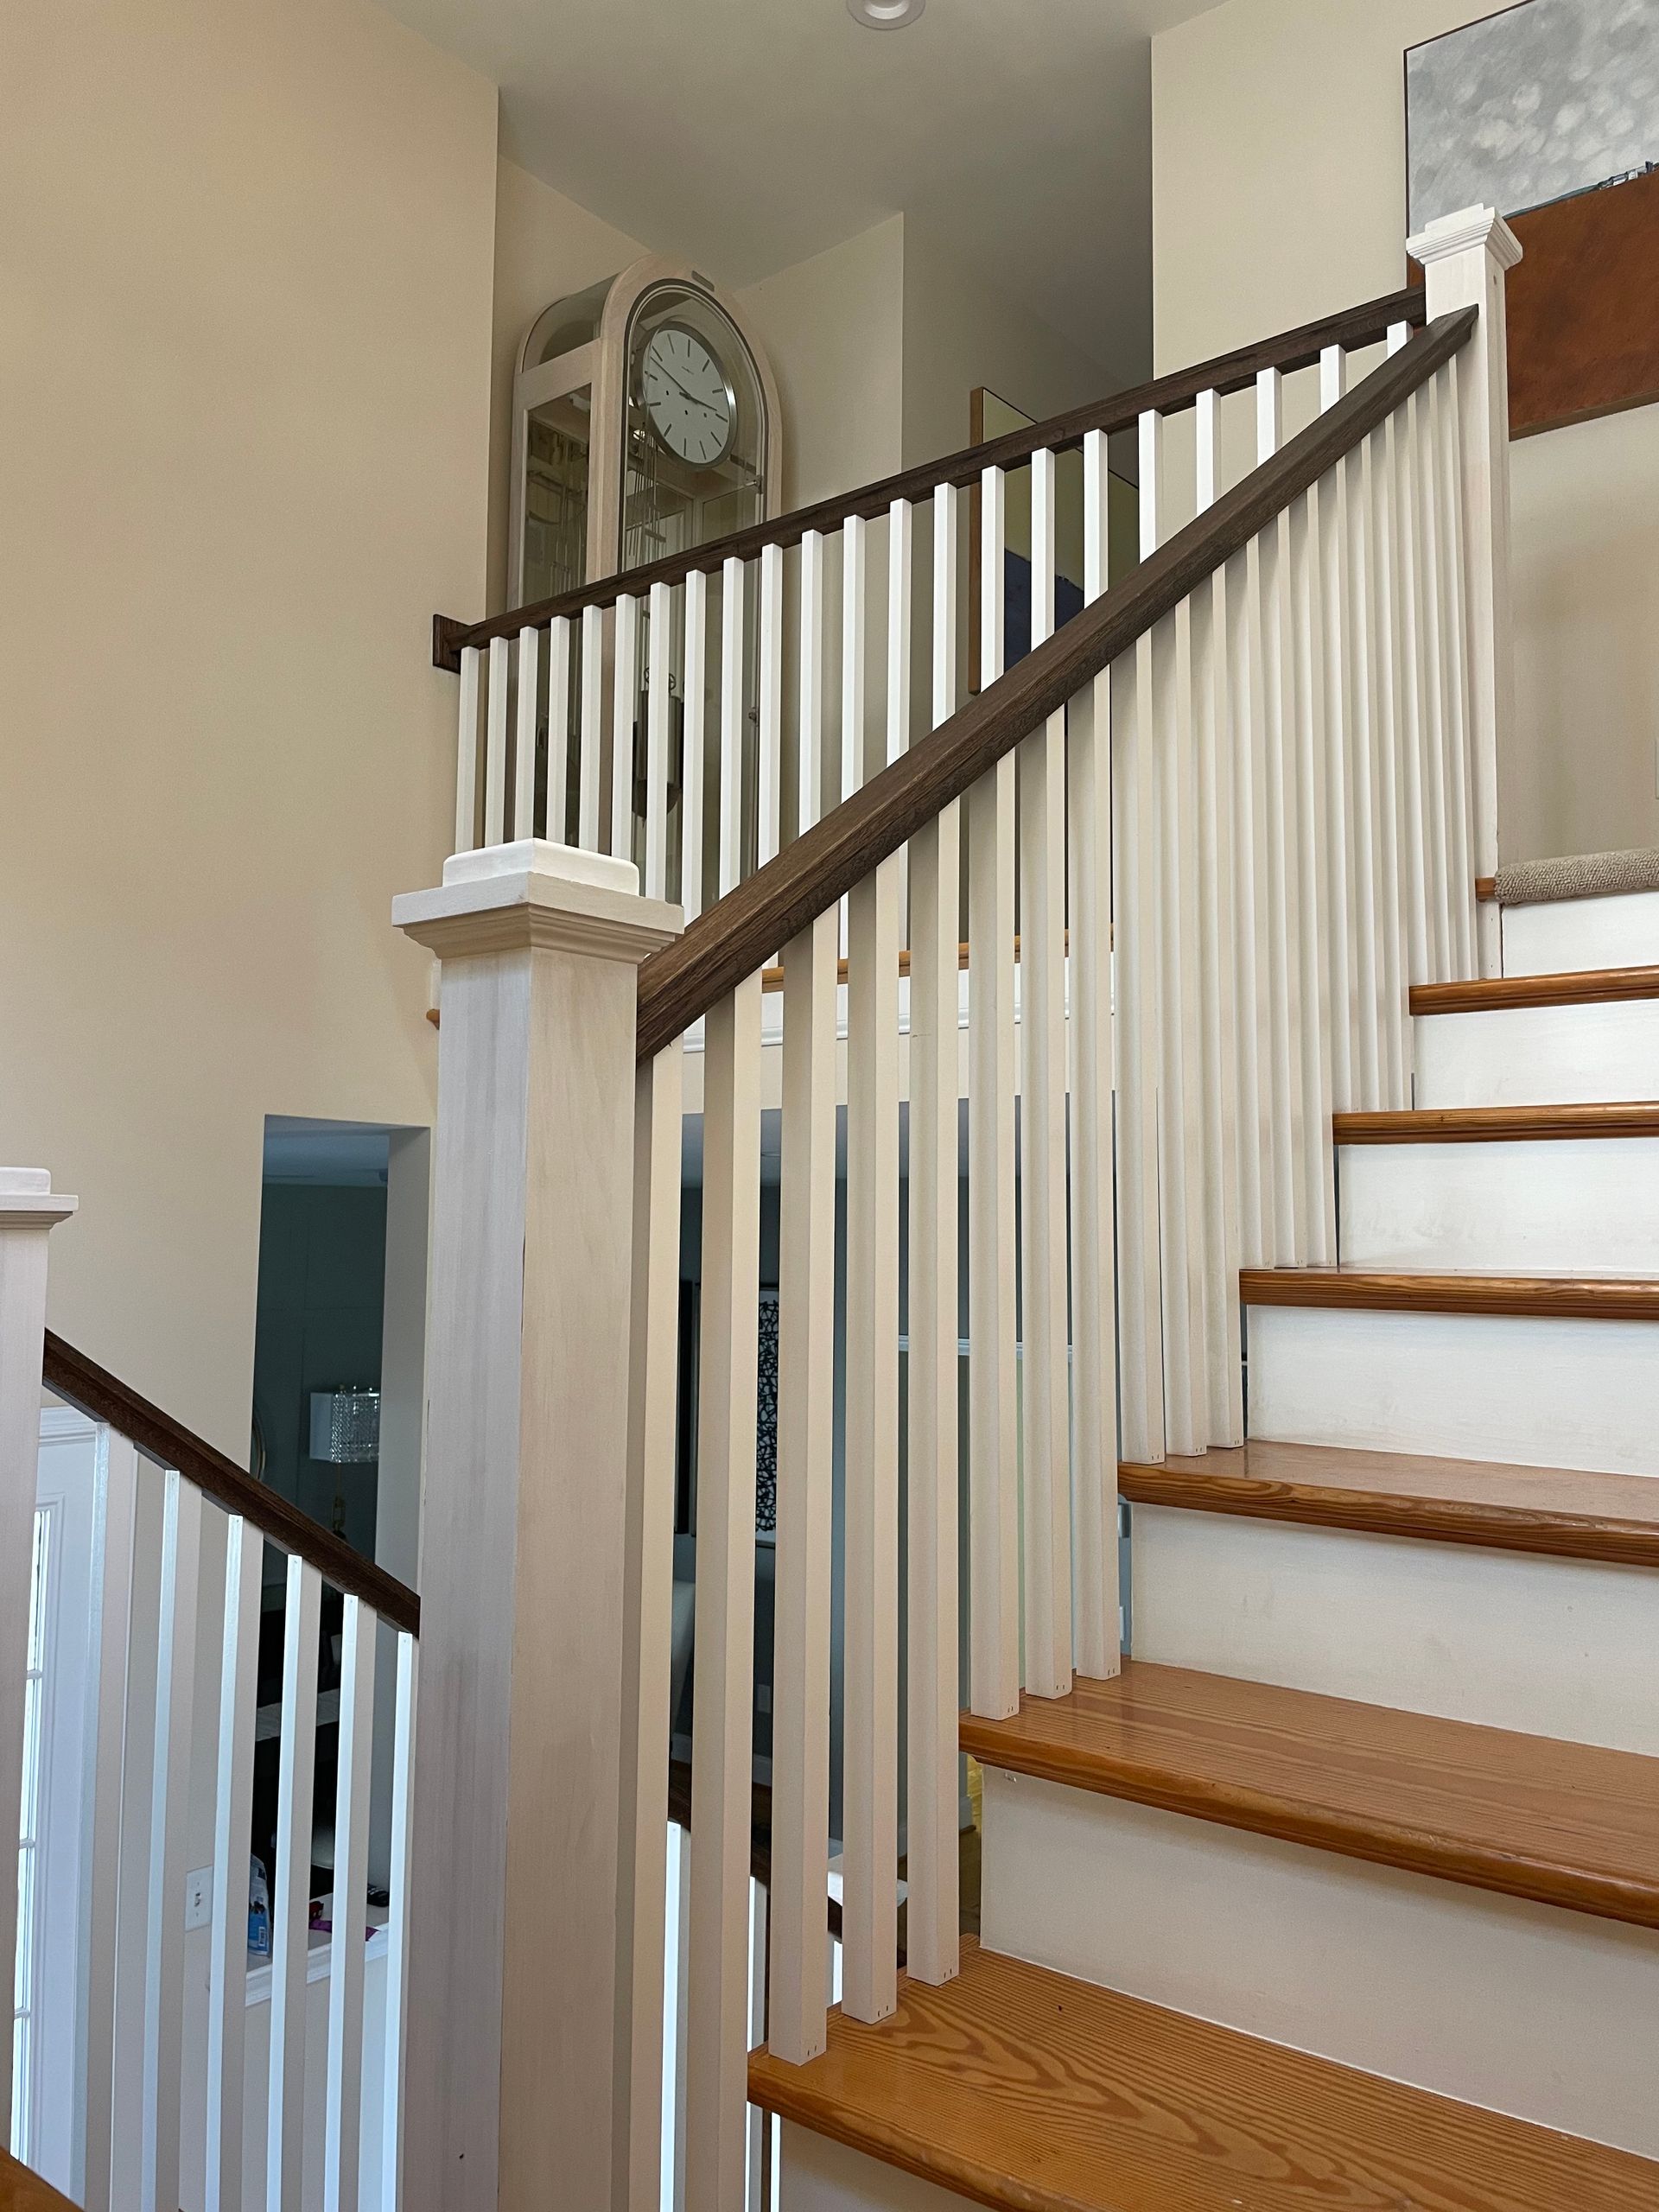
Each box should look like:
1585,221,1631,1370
514,626,539,844
684,978,763,2212
140,1470,201,2212
206,1513,261,2212
580,603,606,851
325,1597,376,2212
720,558,746,899
268,1554,321,2212
758,543,784,866
904,480,962,1980
613,594,642,866
682,571,709,918
485,636,510,848
1284,468,1337,1267
379,1634,416,2212
73,1421,132,2212
454,645,480,855
1071,434,1122,1672
1017,448,1073,1685
966,465,1019,1718
619,1039,683,2210
545,616,572,848
646,582,674,899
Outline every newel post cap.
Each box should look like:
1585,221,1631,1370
1408,202,1522,273
0,1168,77,1230
392,839,683,965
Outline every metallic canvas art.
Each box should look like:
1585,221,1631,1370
1407,0,1659,230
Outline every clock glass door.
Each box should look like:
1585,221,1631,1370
621,283,767,573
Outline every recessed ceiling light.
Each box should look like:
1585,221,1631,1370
847,0,925,26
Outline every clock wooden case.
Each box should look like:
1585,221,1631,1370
509,256,784,608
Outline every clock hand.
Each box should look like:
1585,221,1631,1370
656,363,723,417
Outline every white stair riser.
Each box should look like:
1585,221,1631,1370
1247,1303,1659,1476
1502,891,1659,976
1414,999,1659,1106
1130,1504,1659,1754
981,1771,1659,2158
780,2126,970,2209
1338,1136,1659,1273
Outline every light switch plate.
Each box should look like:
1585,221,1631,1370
185,1866,213,1931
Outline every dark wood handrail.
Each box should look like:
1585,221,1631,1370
43,1331,421,1636
435,283,1426,670
634,307,1475,1063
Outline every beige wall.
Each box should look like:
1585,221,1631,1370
0,0,499,1451
739,218,908,511
1152,0,1659,862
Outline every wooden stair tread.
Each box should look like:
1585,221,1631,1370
1411,963,1659,1014
1241,1268,1659,1319
1335,1101,1659,1142
1119,1439,1659,1567
959,1661,1659,1927
749,1937,1659,2211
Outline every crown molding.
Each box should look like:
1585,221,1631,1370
1408,203,1523,272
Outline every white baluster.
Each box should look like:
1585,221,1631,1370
268,1554,321,2212
720,558,746,899
769,908,838,2062
324,1598,376,2212
1018,448,1073,1686
796,533,826,840
1387,380,1433,987
1071,435,1122,1673
646,582,673,900
1224,493,1270,1268
886,499,912,924
379,1634,416,2212
1363,417,1412,1108
1318,346,1365,1112
1252,369,1306,1259
74,1424,135,2212
485,635,510,848
1191,397,1244,1446
1409,379,1457,977
966,465,1019,1717
839,518,867,956
682,572,709,919
613,593,642,865
454,645,480,855
1431,362,1478,976
904,480,963,1982
758,544,784,867
513,625,539,844
684,979,763,2212
843,836,901,2015
580,603,606,850
619,1040,683,2210
1150,447,1211,1450
546,618,573,847
206,1514,262,2212
141,1470,200,2212
1115,421,1166,1460
1286,459,1338,1267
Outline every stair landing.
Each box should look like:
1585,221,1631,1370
750,1938,1659,2211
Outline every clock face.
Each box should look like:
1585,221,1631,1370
641,326,735,467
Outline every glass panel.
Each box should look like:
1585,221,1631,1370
620,283,768,575
523,274,614,370
524,385,592,607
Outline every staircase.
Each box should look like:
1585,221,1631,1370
8,195,1659,2212
752,877,1659,2209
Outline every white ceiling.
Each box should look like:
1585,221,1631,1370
376,0,1218,384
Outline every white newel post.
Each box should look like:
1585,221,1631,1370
392,843,681,2212
0,1169,76,2129
1406,203,1522,978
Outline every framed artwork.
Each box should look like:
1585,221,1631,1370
1407,1,1659,436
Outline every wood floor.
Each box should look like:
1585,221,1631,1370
750,1938,1659,2211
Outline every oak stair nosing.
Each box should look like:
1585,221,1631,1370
1334,1101,1659,1144
960,1666,1659,1932
1240,1268,1659,1321
1409,963,1659,1014
1117,1452,1659,1568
